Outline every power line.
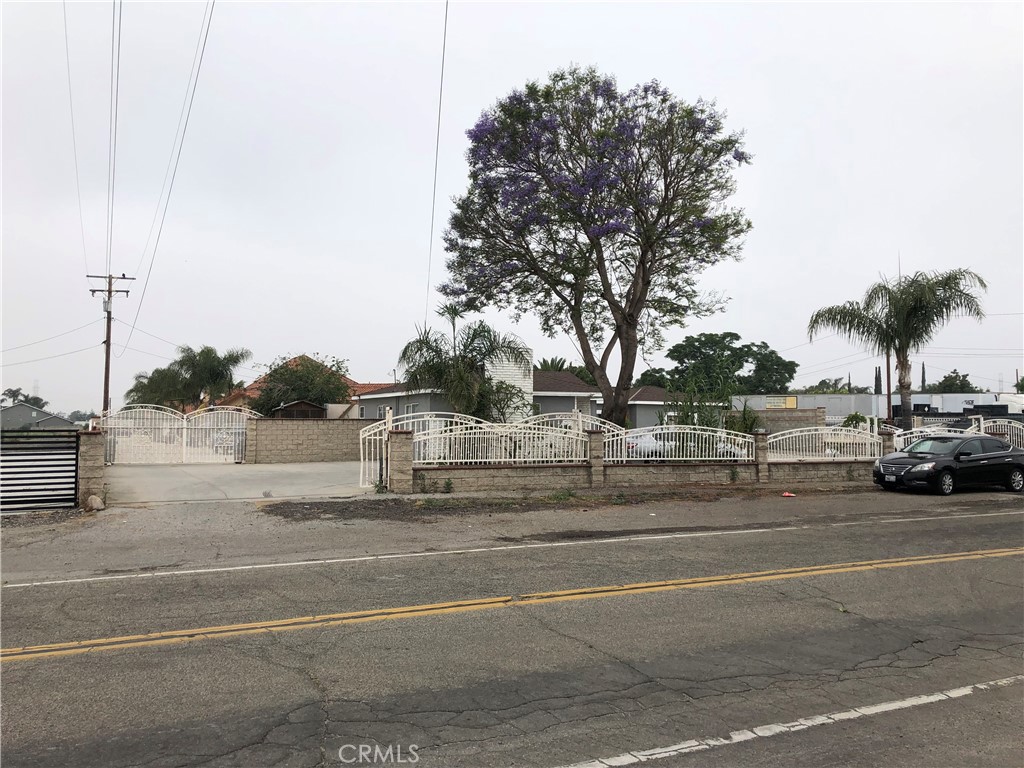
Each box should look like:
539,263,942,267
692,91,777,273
119,0,216,354
111,319,267,379
780,333,836,352
1,319,103,353
104,0,123,276
1,345,103,368
131,0,212,279
423,0,449,326
62,0,93,281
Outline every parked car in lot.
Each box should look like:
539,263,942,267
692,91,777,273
873,433,1024,495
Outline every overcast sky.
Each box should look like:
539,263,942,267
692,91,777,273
3,0,1022,414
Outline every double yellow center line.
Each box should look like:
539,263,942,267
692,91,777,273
3,546,1020,663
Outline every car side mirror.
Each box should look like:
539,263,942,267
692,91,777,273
955,451,971,460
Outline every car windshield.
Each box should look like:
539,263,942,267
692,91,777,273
905,437,960,455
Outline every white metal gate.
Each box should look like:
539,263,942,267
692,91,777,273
99,406,260,464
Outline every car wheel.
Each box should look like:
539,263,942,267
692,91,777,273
1007,468,1024,493
934,470,955,496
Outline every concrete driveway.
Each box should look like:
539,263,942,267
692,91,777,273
105,462,365,504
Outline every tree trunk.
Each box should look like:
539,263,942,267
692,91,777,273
601,388,631,428
897,355,914,430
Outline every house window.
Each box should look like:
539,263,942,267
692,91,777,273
358,406,365,419
377,406,385,419
405,403,419,414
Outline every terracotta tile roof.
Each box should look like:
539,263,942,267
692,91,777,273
350,382,394,397
221,356,387,405
533,370,600,394
354,383,408,397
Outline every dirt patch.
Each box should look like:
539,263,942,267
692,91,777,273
0,507,96,528
260,484,876,523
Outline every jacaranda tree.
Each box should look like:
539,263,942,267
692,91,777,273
441,66,752,426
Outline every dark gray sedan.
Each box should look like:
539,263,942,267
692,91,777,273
873,433,1024,495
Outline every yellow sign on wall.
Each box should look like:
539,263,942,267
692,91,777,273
765,396,798,409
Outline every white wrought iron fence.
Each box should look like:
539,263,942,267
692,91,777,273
359,413,489,487
893,426,973,451
605,425,755,464
412,422,589,466
98,406,260,464
974,418,1024,449
766,427,881,461
518,412,625,435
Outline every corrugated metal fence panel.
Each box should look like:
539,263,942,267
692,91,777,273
1,430,79,511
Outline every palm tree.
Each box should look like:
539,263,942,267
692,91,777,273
124,368,188,409
398,304,531,420
172,345,252,408
808,269,986,429
535,357,568,371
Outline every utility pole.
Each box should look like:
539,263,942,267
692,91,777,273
88,273,135,414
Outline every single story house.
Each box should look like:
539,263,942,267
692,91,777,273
218,355,390,418
355,370,601,421
1,404,78,431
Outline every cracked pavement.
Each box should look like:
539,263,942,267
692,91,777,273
1,491,1022,767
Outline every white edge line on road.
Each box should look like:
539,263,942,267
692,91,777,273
3,509,1020,590
552,674,1024,768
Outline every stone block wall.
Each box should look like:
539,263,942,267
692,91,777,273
765,460,874,483
78,430,105,506
734,408,826,433
244,419,377,463
395,425,876,495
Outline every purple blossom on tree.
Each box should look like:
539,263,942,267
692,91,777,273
441,66,752,426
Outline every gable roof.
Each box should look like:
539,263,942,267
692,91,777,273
628,385,668,403
533,370,599,395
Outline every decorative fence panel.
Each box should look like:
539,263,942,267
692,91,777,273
359,413,488,487
413,423,588,466
605,425,755,464
518,412,625,435
975,419,1024,449
99,406,259,464
893,426,972,452
767,427,881,461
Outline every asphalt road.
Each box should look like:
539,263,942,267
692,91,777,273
2,490,1022,767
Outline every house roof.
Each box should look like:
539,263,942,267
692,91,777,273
271,400,326,411
628,385,669,404
219,355,385,405
354,383,412,399
533,370,599,395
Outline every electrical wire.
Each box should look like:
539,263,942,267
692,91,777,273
2,319,104,353
62,0,93,281
1,345,103,368
423,0,449,326
104,0,123,276
111,319,267,379
131,0,212,279
118,0,216,355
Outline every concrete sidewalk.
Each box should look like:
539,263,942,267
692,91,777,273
105,462,364,504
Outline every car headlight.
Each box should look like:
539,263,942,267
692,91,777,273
909,462,935,473
873,459,880,470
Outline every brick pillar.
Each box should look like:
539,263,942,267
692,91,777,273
754,430,769,484
587,430,604,488
882,433,895,456
815,407,827,427
78,430,106,507
388,430,414,493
